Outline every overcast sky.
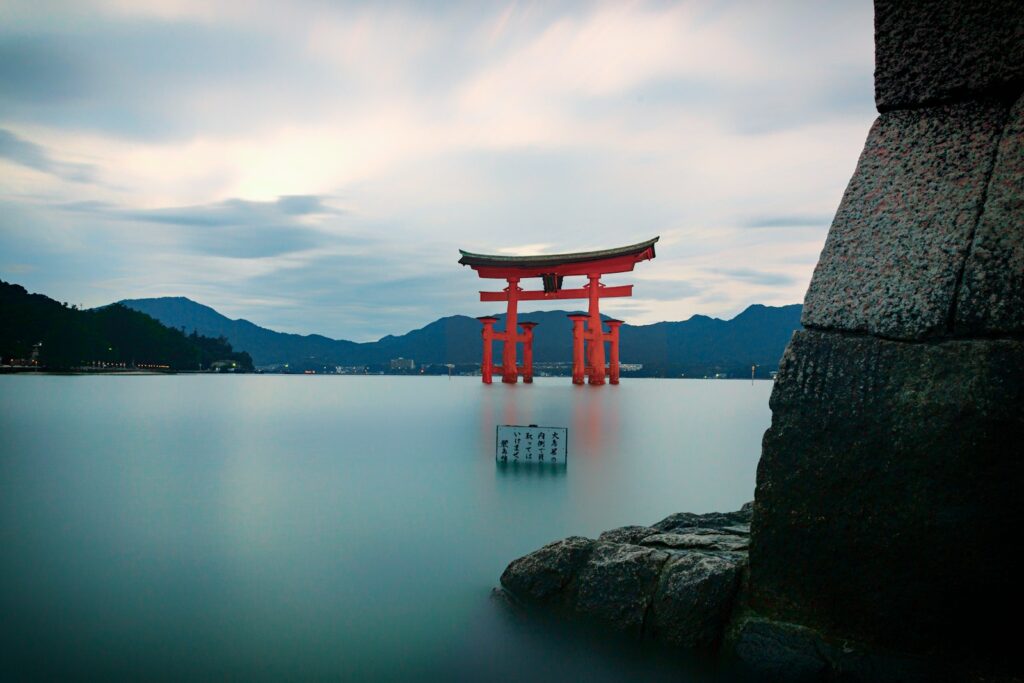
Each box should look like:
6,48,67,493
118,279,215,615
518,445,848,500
0,0,876,341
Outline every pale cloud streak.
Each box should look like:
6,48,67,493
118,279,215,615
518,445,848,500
0,0,875,340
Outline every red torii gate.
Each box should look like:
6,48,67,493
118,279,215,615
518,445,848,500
458,237,658,385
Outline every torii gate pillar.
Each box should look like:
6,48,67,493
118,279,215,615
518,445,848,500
586,274,607,385
520,322,538,383
568,314,588,385
501,278,521,384
478,316,498,384
606,319,623,385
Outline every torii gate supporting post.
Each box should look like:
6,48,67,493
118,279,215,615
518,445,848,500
520,322,537,383
478,316,498,384
606,320,623,385
587,275,606,385
502,278,520,383
568,314,587,385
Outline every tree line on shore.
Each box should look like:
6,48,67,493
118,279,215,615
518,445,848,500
0,280,253,371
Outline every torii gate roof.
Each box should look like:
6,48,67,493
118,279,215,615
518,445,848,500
458,236,658,278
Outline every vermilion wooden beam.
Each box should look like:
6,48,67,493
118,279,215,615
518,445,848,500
470,253,651,280
478,285,633,302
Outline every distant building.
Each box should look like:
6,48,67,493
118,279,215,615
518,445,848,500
335,365,368,374
390,357,415,370
619,363,643,371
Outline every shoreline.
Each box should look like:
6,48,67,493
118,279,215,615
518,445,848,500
0,369,777,380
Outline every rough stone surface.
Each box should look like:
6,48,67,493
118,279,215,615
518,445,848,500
729,616,940,683
647,552,745,649
497,504,753,648
573,543,668,636
874,0,1024,110
956,93,1024,335
750,330,1024,665
731,617,830,682
641,531,748,553
499,536,594,606
652,506,752,532
801,100,1008,340
597,525,660,545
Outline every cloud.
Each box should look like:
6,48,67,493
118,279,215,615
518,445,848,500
627,278,705,301
744,214,832,228
277,195,334,216
0,0,876,339
713,267,798,287
118,196,340,228
0,19,340,141
0,35,90,104
59,195,353,258
0,128,97,182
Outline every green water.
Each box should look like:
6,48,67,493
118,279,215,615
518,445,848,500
0,375,771,680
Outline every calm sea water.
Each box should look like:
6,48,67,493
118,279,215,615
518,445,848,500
0,375,771,681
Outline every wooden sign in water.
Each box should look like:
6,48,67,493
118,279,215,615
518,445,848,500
496,424,567,465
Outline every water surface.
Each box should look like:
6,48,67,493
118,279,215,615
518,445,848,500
0,376,771,680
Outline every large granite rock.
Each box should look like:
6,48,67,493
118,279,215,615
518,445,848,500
497,508,751,651
731,616,833,682
499,536,594,606
729,616,936,683
801,100,1008,340
652,502,752,532
648,552,744,650
874,0,1024,111
750,330,1024,666
956,93,1024,335
573,543,669,635
642,532,748,553
597,525,660,545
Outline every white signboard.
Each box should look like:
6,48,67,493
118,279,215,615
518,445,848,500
496,424,568,465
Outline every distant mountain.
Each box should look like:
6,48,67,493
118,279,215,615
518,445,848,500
118,297,364,366
119,296,802,377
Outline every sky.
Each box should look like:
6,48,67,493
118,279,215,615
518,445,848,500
0,0,876,341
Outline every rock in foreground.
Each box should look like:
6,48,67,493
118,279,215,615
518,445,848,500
497,506,751,651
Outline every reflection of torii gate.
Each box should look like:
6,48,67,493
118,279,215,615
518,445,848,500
458,237,658,385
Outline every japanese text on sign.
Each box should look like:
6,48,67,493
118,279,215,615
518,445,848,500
496,425,567,465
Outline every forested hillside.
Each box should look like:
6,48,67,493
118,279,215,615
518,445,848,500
1,280,253,371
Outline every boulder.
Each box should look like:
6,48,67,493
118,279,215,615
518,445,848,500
641,532,748,552
499,536,594,606
648,552,745,649
573,543,669,636
653,507,752,532
497,504,755,647
597,525,660,544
